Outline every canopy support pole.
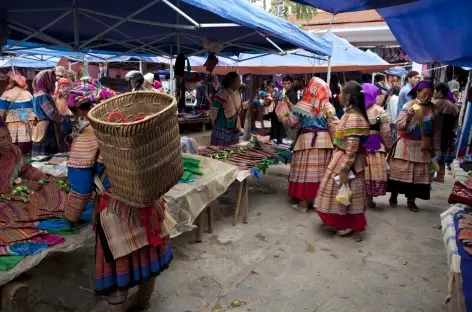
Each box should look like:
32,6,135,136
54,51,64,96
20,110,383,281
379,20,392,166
257,31,286,55
73,0,79,49
162,0,200,28
8,10,72,50
326,56,332,86
457,70,471,157
459,70,472,127
79,0,162,49
78,11,171,56
170,46,175,95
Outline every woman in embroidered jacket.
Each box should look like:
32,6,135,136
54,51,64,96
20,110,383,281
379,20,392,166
387,80,440,212
31,69,70,157
362,83,392,208
315,81,370,236
65,100,172,312
0,118,69,233
0,117,47,193
0,74,36,154
210,72,242,146
276,77,338,212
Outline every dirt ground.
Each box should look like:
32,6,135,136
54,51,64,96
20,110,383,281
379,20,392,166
6,164,451,312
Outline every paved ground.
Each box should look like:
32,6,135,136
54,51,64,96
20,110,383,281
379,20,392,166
8,164,451,312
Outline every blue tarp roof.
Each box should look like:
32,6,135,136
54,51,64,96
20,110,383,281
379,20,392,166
2,0,332,57
0,56,58,68
291,0,418,13
290,0,472,66
378,0,472,66
232,32,392,74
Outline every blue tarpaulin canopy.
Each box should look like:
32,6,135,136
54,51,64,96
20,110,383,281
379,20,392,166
1,0,332,58
190,32,393,75
290,0,472,66
0,56,58,68
378,0,472,66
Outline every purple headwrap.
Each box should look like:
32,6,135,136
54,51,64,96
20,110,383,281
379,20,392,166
447,91,456,104
408,80,434,99
362,83,381,109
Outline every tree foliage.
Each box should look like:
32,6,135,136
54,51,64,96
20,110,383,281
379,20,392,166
249,0,317,20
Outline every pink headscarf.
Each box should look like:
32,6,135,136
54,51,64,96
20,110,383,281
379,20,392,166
6,74,28,91
153,80,162,89
33,69,56,95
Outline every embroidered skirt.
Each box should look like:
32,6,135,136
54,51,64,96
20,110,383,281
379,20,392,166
288,148,332,200
7,122,33,154
365,151,388,197
32,123,61,157
211,125,240,147
387,158,431,200
315,149,367,232
94,233,172,296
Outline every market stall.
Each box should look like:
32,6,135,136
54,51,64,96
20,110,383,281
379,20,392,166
199,141,288,225
442,158,472,312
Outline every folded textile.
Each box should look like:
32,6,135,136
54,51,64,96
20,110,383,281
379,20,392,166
36,219,71,231
46,227,77,236
0,228,47,245
31,234,65,246
180,157,203,182
0,256,24,271
8,242,48,256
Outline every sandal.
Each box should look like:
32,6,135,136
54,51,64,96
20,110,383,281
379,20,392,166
389,199,398,208
407,201,419,212
291,204,308,213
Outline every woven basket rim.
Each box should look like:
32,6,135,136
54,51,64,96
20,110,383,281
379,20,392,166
87,91,177,127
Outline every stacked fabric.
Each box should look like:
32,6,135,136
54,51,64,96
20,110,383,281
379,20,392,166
458,211,472,255
0,181,72,270
180,157,203,183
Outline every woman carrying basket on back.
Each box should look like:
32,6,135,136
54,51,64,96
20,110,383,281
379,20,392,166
65,90,172,312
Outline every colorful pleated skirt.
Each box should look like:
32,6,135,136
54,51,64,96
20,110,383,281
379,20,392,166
387,158,431,200
288,148,331,201
211,125,240,147
365,151,388,197
94,235,173,296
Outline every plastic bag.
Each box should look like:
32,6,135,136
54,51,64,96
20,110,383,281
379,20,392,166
336,183,352,206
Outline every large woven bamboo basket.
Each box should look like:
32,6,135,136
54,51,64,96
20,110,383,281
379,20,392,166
87,91,183,207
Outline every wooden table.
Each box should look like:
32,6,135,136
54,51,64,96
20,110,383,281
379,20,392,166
178,117,210,132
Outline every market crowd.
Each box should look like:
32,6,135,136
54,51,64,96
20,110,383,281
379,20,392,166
0,67,171,312
0,65,463,311
209,70,461,236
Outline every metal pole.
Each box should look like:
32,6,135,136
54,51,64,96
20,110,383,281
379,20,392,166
326,56,332,86
170,47,174,95
139,60,143,73
457,70,471,157
459,70,471,127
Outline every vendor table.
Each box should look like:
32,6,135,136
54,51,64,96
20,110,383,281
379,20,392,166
441,204,468,312
178,116,210,132
163,154,238,241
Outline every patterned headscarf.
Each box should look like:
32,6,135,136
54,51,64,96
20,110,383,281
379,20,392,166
295,77,331,116
6,74,28,91
33,69,56,95
408,80,434,99
362,83,381,109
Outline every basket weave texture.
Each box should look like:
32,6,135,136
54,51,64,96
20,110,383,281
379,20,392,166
87,91,183,207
